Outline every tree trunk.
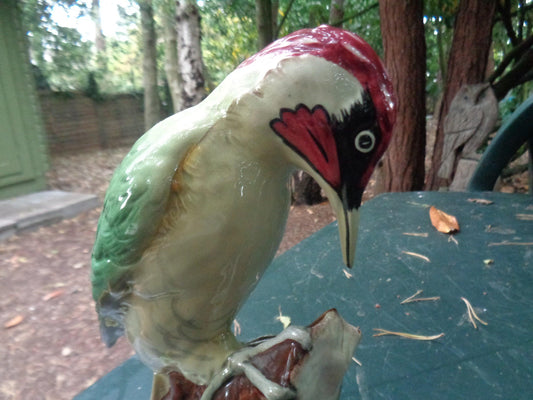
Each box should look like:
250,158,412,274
139,0,161,130
176,0,205,109
160,0,183,113
91,0,106,70
271,0,279,41
377,0,426,192
426,0,496,189
256,0,274,50
329,0,344,27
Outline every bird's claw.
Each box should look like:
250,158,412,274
200,326,312,400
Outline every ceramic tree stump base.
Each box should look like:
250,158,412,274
153,310,361,400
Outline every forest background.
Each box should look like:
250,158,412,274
22,0,532,193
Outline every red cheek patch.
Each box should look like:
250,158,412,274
270,105,341,189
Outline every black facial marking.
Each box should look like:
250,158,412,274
331,91,381,209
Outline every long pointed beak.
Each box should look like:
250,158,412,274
331,195,359,267
322,186,360,268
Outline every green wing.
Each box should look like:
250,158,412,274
91,145,167,299
90,116,206,345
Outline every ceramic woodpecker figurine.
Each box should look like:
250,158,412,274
91,25,396,400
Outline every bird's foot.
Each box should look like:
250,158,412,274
200,326,312,400
152,310,360,400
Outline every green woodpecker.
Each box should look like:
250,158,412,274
91,25,395,399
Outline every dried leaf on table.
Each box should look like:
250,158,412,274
429,206,460,234
4,315,24,329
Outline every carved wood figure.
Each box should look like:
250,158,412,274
91,25,396,399
438,83,498,190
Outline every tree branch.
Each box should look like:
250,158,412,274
489,34,533,83
275,0,295,37
492,48,533,100
494,2,533,23
331,2,378,27
518,0,525,40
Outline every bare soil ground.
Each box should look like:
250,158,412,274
0,147,336,400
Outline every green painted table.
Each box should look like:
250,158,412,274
76,191,533,399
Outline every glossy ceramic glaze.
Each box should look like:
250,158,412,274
91,25,395,399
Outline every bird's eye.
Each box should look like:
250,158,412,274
354,130,375,153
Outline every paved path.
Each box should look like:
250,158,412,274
0,190,99,240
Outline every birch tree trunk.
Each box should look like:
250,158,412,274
426,0,496,189
91,0,105,54
176,0,205,109
377,0,426,192
139,0,161,130
160,0,182,113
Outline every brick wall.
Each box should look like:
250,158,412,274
39,92,146,154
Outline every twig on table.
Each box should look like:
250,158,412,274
402,232,429,237
488,241,533,247
352,356,362,366
461,297,488,329
276,306,291,329
373,329,444,341
401,251,430,262
467,198,494,205
233,319,241,336
400,289,440,304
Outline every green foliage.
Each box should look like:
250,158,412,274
21,0,143,93
491,1,533,109
47,25,94,89
20,0,531,112
200,1,257,88
22,0,93,90
199,0,382,88
98,2,143,93
341,1,381,52
423,2,455,112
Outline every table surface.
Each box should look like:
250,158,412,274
76,191,533,400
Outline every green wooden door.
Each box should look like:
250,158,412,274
0,1,48,200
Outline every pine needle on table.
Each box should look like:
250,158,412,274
400,289,440,304
461,297,488,329
401,251,430,262
373,328,444,341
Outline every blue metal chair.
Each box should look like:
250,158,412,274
467,95,533,195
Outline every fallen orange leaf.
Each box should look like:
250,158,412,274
4,315,24,329
42,289,65,301
429,206,460,234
